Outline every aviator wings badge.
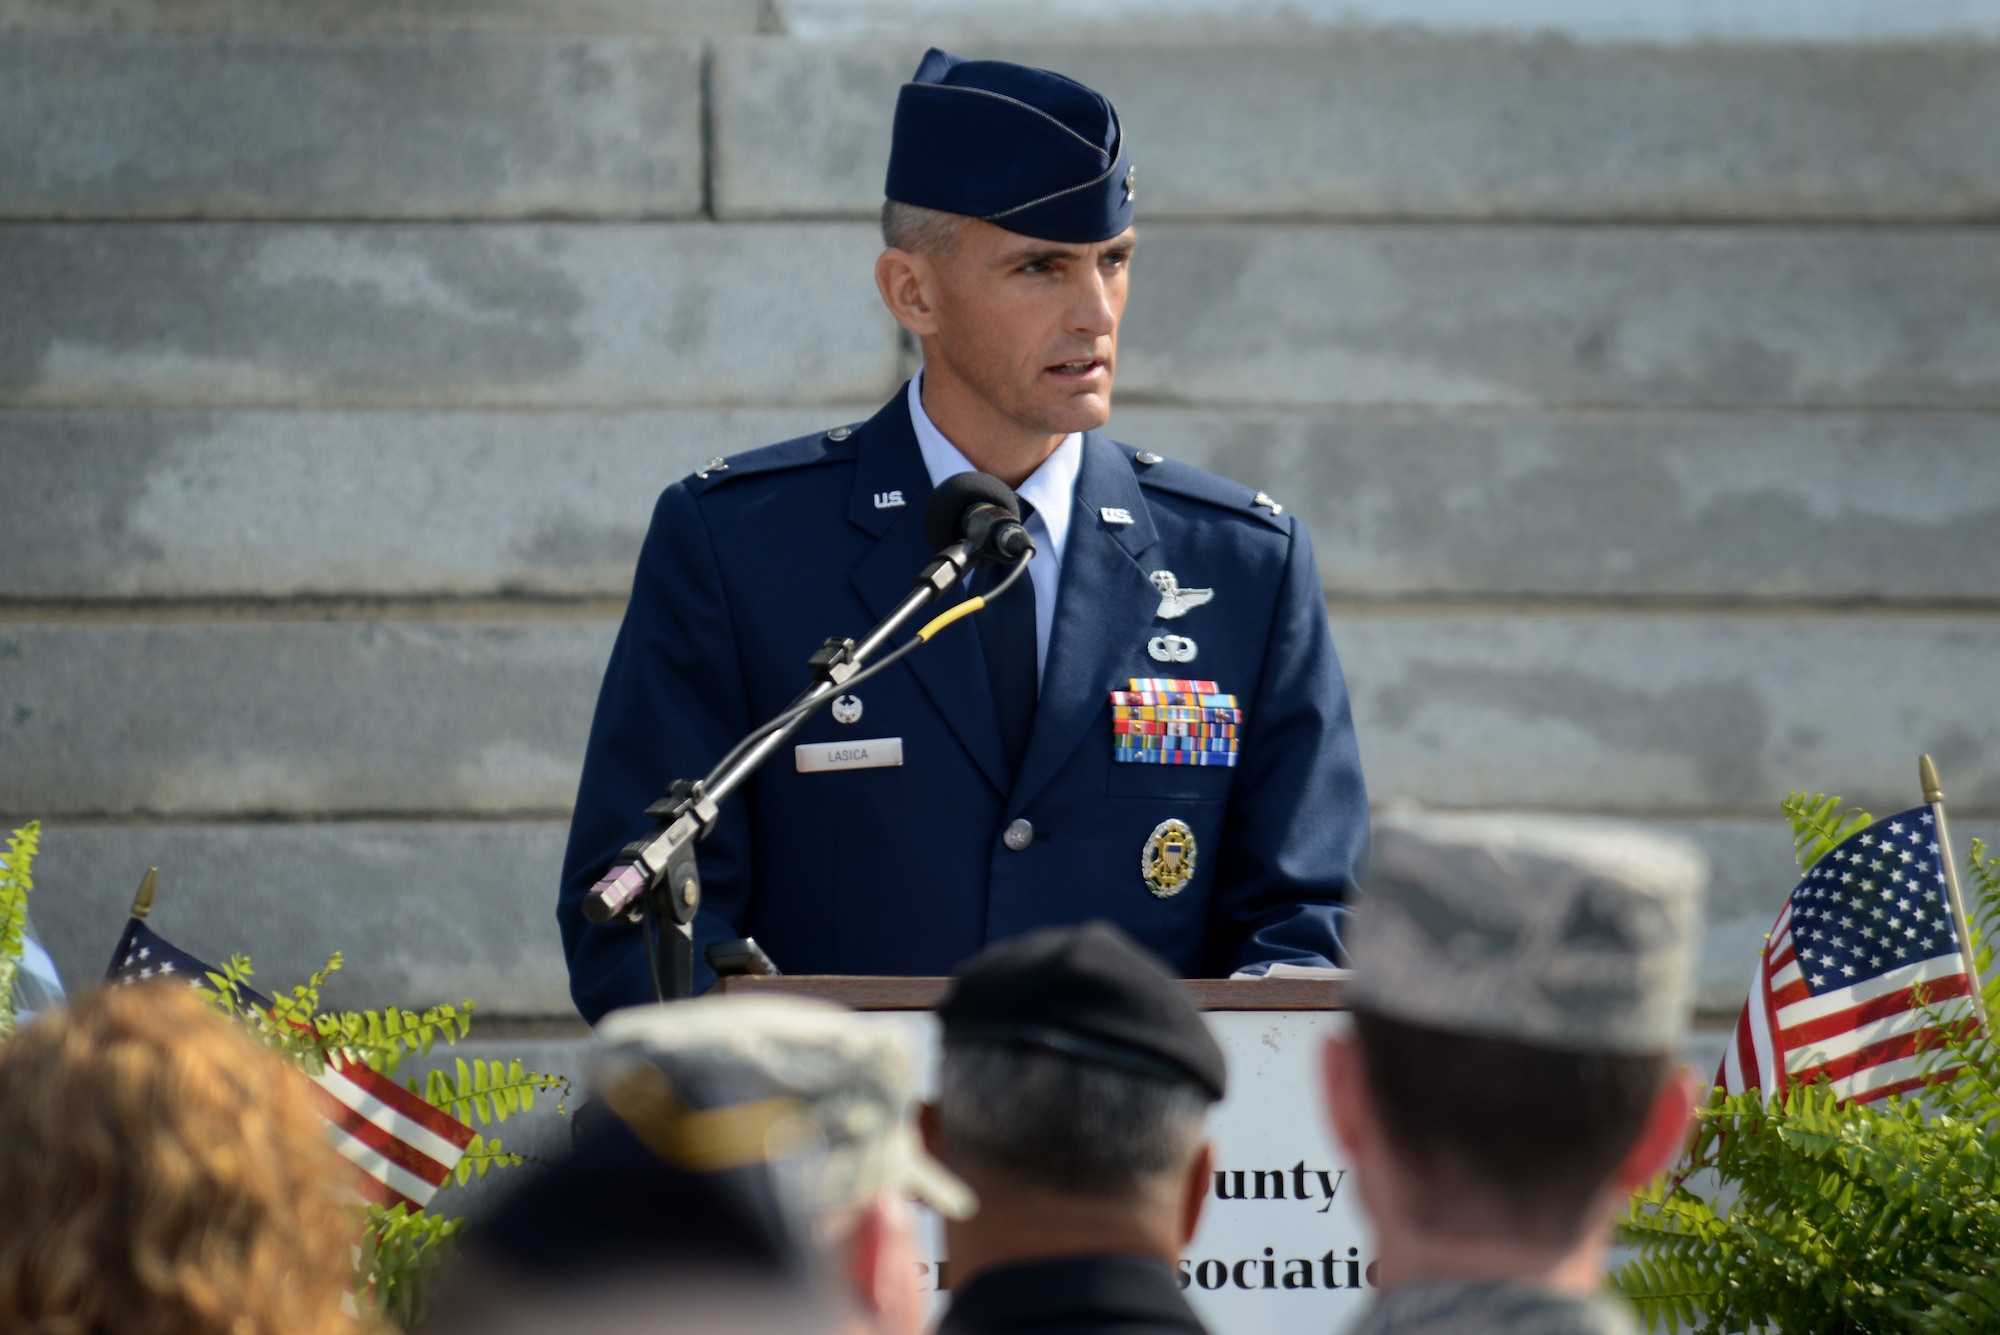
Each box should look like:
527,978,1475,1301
1149,570,1214,620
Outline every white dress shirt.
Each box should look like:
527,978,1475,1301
908,370,1082,687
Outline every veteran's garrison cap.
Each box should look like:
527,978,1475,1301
1349,811,1708,1055
593,994,975,1220
939,921,1226,1100
886,48,1134,243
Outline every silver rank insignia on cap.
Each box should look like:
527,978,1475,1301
1149,570,1213,620
831,694,863,724
1124,164,1136,203
1148,634,1198,664
1142,818,1196,898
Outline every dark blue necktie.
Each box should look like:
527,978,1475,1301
972,500,1037,780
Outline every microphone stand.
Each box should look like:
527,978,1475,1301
583,538,1032,1002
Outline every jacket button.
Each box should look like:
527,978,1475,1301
1002,819,1034,851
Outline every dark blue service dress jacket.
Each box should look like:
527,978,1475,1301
558,387,1370,1022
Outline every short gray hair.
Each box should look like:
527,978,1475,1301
935,1041,1211,1198
881,199,968,255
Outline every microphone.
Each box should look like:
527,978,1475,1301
923,473,1034,566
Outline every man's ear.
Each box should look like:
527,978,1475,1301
875,248,941,337
1179,1140,1214,1246
1615,1067,1698,1192
843,1200,890,1315
1322,1033,1371,1160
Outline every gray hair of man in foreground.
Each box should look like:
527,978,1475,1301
935,1040,1212,1199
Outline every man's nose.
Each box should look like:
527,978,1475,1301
1067,268,1118,338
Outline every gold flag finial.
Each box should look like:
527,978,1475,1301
131,867,158,920
1920,754,1945,805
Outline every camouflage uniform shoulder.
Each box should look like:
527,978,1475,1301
681,421,863,497
1349,1280,1638,1335
1113,440,1289,534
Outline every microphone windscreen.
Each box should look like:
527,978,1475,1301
922,472,1021,554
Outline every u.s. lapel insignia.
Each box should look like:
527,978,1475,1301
1142,819,1196,898
1149,570,1213,620
831,694,863,724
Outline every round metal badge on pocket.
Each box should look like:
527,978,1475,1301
1142,818,1197,898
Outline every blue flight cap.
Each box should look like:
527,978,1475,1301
885,48,1135,244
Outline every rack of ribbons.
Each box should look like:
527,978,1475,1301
1110,678,1242,767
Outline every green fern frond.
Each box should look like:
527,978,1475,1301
0,821,39,1035
1781,792,1874,871
452,1131,532,1185
421,1059,570,1128
355,1202,464,1329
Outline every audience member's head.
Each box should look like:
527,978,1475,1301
927,923,1224,1292
0,982,362,1335
569,995,970,1335
1324,813,1707,1312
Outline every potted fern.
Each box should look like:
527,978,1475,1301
1614,802,2000,1333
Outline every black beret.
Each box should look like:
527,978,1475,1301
885,48,1135,244
939,922,1226,1100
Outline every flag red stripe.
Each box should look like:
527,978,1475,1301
329,1057,478,1150
1770,977,1813,1010
308,1080,452,1190
1848,1065,1965,1106
1786,1021,1971,1089
1778,974,1973,1048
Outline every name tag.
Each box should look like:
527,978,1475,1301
795,737,904,774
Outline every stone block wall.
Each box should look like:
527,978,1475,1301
5,1,1997,1021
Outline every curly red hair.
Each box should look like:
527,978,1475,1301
0,983,365,1335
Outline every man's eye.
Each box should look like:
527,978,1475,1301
1021,260,1051,274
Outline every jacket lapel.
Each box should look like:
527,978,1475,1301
846,390,1012,797
1010,433,1161,810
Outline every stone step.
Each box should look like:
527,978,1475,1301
714,36,2000,222
0,0,759,35
0,223,894,410
7,407,1996,603
3,613,1995,819
2,36,703,220
10,223,2000,410
25,814,1998,1018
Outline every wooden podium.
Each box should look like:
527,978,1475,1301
716,973,1347,1011
714,973,1371,1335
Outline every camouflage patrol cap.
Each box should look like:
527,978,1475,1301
594,996,975,1220
1349,811,1707,1055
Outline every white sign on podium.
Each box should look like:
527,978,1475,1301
888,1008,1376,1335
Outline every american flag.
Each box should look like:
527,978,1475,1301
108,917,476,1209
1718,804,1981,1105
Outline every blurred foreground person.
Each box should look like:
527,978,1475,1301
431,995,970,1335
927,923,1224,1335
0,984,362,1335
1324,814,1708,1335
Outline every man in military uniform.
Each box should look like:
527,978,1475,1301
433,993,972,1335
559,48,1370,1021
1322,813,1708,1335
924,922,1224,1335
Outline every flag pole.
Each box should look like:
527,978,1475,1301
130,867,158,920
1921,755,1989,1031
